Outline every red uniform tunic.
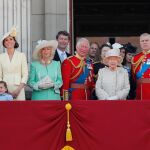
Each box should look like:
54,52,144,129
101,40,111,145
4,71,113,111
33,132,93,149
131,51,150,100
61,54,94,100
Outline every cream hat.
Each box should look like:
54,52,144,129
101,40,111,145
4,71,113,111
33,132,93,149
33,40,58,60
104,48,123,65
1,26,17,42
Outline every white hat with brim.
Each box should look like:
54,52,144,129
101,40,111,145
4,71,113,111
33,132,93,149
1,26,17,43
33,40,58,60
103,48,123,65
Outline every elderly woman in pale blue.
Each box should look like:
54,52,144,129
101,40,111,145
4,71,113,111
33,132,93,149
28,40,62,100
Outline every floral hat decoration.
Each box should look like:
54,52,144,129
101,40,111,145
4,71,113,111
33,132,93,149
112,43,123,49
1,26,18,42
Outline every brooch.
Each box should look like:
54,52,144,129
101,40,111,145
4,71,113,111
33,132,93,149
87,63,93,69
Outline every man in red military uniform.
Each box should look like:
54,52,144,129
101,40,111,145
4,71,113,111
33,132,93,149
61,38,94,100
131,33,150,100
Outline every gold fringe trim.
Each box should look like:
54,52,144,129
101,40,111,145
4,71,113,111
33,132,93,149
65,103,72,141
63,90,69,101
62,103,75,150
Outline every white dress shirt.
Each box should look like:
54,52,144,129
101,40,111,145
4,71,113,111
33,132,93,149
57,49,67,62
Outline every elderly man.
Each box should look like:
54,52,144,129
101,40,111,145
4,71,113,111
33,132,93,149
131,33,150,100
88,42,99,62
61,38,94,100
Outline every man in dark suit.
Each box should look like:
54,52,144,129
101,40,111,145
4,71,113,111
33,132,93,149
53,30,71,63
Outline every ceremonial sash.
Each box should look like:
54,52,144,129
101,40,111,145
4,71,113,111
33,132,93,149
75,63,90,84
136,61,150,79
69,59,91,92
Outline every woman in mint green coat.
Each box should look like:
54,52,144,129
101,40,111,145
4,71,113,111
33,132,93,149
28,40,62,100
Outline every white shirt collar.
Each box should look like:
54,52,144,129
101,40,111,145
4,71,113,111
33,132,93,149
57,48,66,55
57,48,67,62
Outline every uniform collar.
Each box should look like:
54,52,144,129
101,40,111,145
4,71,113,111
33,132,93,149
75,52,85,61
142,49,150,54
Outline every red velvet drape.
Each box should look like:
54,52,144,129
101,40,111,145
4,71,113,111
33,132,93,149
0,100,150,150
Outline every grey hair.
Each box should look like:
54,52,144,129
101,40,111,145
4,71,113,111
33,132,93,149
140,33,150,39
76,38,90,48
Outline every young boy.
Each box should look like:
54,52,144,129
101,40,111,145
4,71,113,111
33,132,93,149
0,81,13,101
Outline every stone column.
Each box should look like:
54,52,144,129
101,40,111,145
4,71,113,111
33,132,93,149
45,0,68,40
31,0,45,59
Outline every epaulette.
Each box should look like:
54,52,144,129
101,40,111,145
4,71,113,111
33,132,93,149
133,50,150,61
67,56,85,69
67,56,85,80
131,52,143,65
131,52,144,73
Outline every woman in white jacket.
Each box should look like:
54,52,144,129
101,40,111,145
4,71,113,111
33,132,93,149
0,27,28,100
96,48,130,100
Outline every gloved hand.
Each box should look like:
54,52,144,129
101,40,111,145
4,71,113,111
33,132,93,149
107,96,119,100
38,82,54,89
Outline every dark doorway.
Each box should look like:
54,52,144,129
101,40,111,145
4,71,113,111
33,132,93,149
73,0,150,37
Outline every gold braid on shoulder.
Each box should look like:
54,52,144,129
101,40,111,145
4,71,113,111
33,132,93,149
68,58,85,80
131,55,144,74
131,55,144,65
131,50,150,73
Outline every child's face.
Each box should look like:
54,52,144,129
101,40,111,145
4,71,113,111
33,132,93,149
0,84,7,94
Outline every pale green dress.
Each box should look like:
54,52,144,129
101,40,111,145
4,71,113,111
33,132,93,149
28,60,62,100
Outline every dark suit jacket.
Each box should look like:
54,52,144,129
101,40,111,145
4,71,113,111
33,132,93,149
53,50,71,62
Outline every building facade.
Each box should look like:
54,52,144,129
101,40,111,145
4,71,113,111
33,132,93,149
0,0,70,64
1,0,150,62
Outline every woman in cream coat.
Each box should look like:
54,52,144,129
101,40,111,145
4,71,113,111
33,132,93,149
96,48,130,100
0,27,28,100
